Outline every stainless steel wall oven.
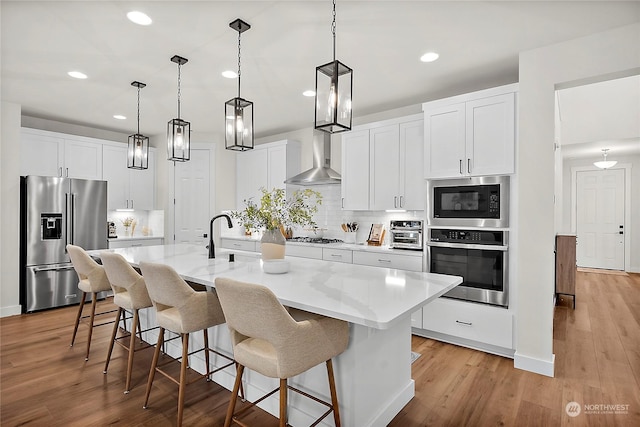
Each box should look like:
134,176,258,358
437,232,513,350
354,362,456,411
427,228,508,307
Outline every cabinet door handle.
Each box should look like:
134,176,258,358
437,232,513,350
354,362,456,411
394,196,398,208
399,196,404,208
342,198,344,209
65,167,69,177
126,200,129,209
456,320,473,326
467,158,471,174
58,167,63,177
131,199,134,209
459,159,463,175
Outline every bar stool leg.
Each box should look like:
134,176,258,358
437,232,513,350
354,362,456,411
84,292,98,361
124,309,139,394
224,364,245,427
104,307,124,374
279,378,288,427
327,359,341,427
143,327,164,409
177,333,190,427
203,329,211,381
70,291,87,347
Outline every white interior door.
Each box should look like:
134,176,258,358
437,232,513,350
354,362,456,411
174,148,211,245
576,168,625,270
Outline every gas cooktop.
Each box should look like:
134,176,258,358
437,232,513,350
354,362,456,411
286,237,344,244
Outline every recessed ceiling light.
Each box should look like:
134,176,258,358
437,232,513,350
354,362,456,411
303,90,316,97
113,115,126,120
420,52,440,63
67,71,87,79
222,70,238,79
127,11,152,26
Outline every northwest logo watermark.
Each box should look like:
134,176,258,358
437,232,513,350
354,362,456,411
565,401,630,417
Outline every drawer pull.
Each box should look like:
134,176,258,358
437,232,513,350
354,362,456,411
378,259,392,263
233,243,241,247
455,320,472,326
131,243,142,247
331,254,342,258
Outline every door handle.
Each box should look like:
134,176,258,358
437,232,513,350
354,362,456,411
65,167,69,177
619,231,624,235
467,158,471,174
131,199,134,209
399,195,404,208
203,233,208,238
459,159,463,175
394,196,398,208
58,167,63,177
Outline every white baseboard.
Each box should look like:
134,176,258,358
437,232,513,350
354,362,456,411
628,266,640,274
514,351,555,377
1,305,22,318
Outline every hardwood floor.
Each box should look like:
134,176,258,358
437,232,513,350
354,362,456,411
2,271,639,426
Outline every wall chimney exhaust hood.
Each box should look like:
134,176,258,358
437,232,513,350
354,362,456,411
285,131,341,185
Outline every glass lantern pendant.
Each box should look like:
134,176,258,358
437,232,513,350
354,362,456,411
225,19,254,151
168,55,191,161
315,0,353,134
127,81,149,170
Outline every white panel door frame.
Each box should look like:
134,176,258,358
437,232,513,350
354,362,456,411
570,163,631,271
166,142,216,244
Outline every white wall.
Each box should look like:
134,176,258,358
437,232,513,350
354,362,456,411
0,102,22,317
515,23,640,376
561,154,640,272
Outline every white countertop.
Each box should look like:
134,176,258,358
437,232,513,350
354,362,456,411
221,235,424,257
108,235,164,241
92,243,460,330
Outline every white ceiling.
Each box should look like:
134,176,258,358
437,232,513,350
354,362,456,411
556,75,640,159
2,1,640,141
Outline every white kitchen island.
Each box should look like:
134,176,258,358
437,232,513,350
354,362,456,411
93,244,461,427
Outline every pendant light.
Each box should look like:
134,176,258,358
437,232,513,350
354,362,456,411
594,148,617,169
314,0,353,134
167,55,190,161
127,81,149,170
225,19,254,151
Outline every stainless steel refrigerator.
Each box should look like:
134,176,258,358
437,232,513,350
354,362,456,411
20,176,108,312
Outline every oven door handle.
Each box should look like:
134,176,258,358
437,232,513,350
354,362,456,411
427,241,508,251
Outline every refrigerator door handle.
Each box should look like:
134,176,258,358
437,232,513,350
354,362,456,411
65,192,69,250
70,193,76,245
34,265,76,273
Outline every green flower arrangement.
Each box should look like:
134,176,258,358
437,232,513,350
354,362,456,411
231,187,322,232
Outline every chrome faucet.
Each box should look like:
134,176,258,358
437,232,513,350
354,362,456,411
208,214,233,259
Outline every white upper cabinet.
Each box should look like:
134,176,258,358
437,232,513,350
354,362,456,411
369,125,400,211
398,119,425,210
20,128,103,179
236,140,300,209
423,85,517,179
341,129,370,210
102,143,156,211
342,114,424,211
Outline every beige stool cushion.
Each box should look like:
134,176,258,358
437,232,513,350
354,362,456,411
100,251,152,310
215,278,349,379
67,244,111,293
139,261,226,334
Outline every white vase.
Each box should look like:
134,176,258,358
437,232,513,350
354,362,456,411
261,228,286,260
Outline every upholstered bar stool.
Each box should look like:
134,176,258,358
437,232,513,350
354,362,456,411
215,277,349,427
139,261,237,427
100,251,156,394
67,244,116,361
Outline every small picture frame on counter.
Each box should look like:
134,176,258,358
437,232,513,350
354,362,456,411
367,224,385,246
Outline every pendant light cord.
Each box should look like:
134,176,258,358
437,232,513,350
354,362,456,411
136,85,141,135
332,0,337,61
237,30,242,98
177,63,182,119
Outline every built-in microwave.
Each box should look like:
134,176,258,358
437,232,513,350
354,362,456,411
427,176,509,228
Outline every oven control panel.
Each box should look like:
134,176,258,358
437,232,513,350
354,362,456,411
430,228,505,245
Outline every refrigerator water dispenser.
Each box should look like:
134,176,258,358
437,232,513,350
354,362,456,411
41,213,62,240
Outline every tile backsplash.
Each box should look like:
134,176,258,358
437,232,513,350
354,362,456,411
107,210,164,238
224,184,425,245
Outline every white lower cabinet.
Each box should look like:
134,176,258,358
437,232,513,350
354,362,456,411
220,238,258,252
410,310,423,329
420,297,513,350
285,245,323,259
322,248,353,264
352,251,423,272
108,238,164,249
